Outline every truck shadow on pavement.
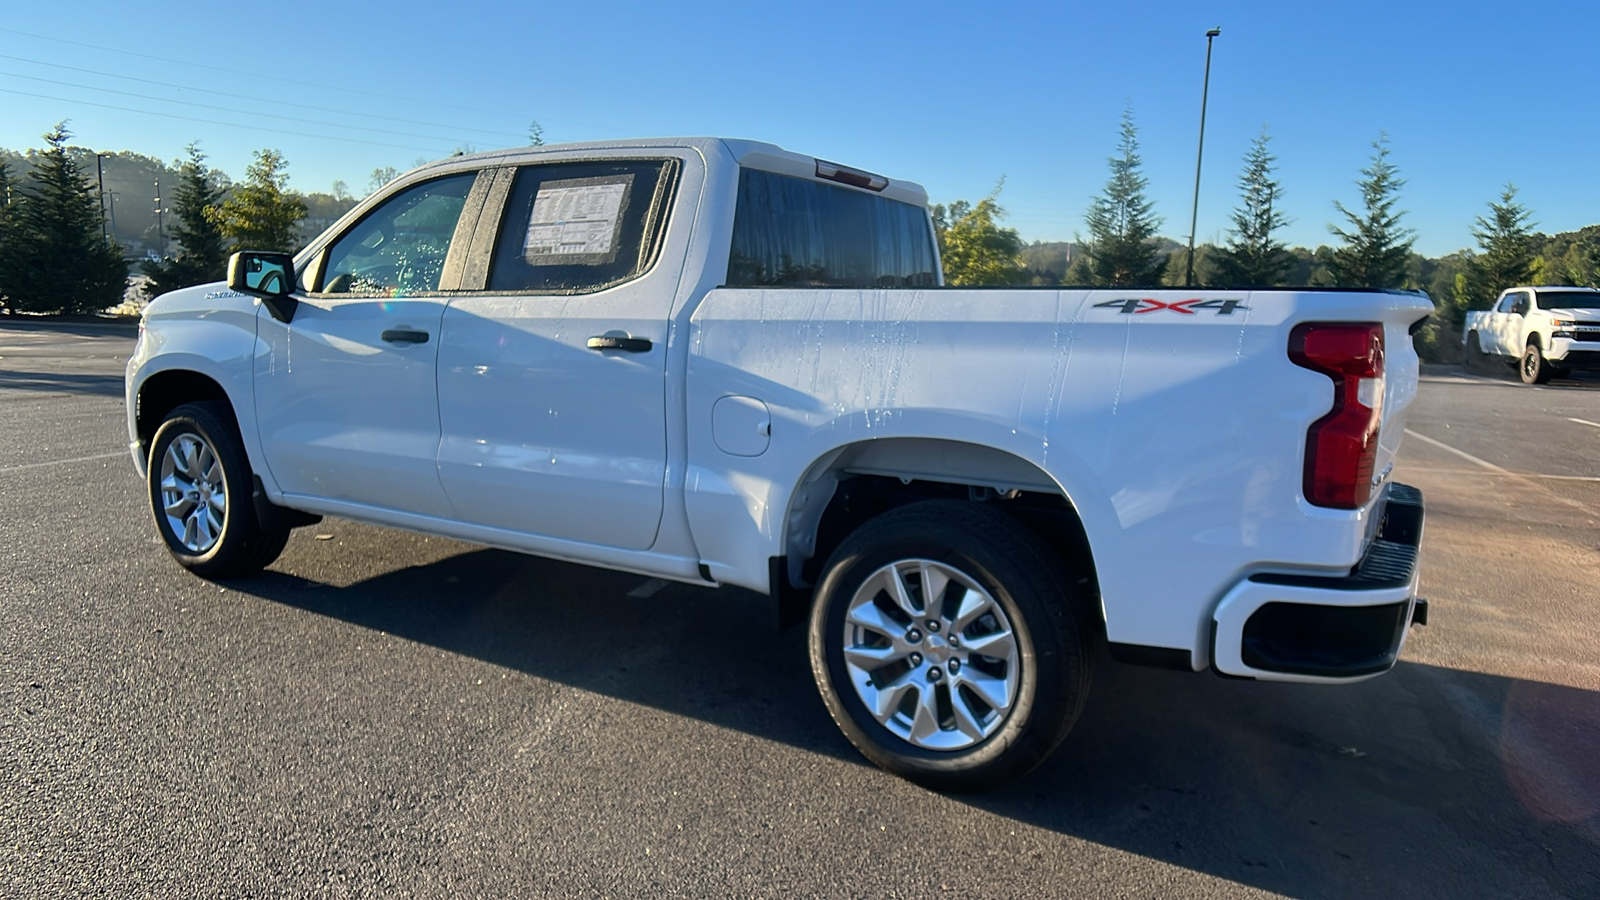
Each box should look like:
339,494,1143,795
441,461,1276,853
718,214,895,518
1454,360,1600,388
0,369,125,396
238,545,1600,899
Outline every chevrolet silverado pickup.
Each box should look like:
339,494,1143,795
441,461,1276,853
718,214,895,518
127,137,1432,790
1464,285,1600,383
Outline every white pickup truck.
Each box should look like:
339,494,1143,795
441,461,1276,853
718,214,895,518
1463,285,1600,383
126,137,1432,790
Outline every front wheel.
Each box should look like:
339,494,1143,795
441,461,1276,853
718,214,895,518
1521,344,1554,384
808,500,1092,791
148,401,289,576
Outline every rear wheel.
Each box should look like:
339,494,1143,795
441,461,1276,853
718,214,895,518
1464,332,1491,373
148,401,290,576
808,500,1092,791
1521,343,1554,384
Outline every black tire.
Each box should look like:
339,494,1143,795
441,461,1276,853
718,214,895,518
1521,343,1554,384
1463,332,1491,373
808,500,1092,791
147,401,290,576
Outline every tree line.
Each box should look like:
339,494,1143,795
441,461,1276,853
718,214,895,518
4,116,1594,334
0,124,348,315
0,118,528,316
933,107,1599,360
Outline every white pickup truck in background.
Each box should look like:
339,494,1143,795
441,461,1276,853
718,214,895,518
126,137,1432,790
1463,285,1600,383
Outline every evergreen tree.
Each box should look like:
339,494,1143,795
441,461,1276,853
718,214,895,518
1327,135,1415,289
932,182,1027,286
142,143,229,296
1551,232,1600,288
1082,108,1165,287
1208,130,1293,287
1464,184,1538,304
528,119,545,147
206,149,307,253
0,124,126,314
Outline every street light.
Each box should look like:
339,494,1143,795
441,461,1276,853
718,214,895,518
153,179,164,258
1184,26,1221,289
95,152,113,242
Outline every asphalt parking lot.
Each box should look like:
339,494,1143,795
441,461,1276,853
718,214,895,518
2,321,1597,898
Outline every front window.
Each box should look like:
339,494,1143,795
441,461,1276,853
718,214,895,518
318,173,476,295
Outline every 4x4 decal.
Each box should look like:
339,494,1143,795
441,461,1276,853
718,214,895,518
1093,297,1248,315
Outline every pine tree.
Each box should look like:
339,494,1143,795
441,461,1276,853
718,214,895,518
1208,130,1293,287
142,143,230,296
1083,108,1166,287
206,149,307,253
1466,184,1538,299
933,182,1027,286
0,124,127,314
1327,135,1415,289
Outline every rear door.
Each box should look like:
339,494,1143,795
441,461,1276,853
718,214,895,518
434,155,684,549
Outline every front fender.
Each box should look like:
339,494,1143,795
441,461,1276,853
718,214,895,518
126,287,278,498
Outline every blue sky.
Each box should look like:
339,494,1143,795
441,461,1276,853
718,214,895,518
2,1,1594,257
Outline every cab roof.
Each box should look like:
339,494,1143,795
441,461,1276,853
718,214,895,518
413,137,931,208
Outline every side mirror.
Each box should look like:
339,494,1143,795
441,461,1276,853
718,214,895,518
228,250,299,323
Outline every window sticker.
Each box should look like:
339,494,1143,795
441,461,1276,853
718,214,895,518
523,175,634,266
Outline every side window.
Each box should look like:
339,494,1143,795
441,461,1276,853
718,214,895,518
318,173,477,295
1512,292,1531,315
487,159,676,293
727,168,939,288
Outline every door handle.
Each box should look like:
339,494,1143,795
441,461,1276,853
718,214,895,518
587,335,652,353
381,329,430,345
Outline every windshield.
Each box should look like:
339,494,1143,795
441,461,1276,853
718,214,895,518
1539,291,1600,310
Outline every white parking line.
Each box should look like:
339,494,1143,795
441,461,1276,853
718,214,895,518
1403,429,1506,472
1405,428,1599,516
0,450,126,474
1421,468,1600,483
1568,417,1600,430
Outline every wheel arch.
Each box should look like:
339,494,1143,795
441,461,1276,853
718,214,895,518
777,437,1102,637
135,368,233,452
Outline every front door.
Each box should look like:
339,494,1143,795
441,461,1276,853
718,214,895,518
1486,291,1528,355
435,157,682,550
253,171,480,518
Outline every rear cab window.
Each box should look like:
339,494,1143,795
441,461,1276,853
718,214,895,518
727,168,938,288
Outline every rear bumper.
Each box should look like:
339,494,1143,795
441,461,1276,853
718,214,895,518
1211,482,1426,683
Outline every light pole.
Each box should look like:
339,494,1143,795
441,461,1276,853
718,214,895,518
1184,26,1221,289
153,179,164,258
96,152,112,242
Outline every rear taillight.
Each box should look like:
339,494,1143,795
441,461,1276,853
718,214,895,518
1289,322,1385,509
